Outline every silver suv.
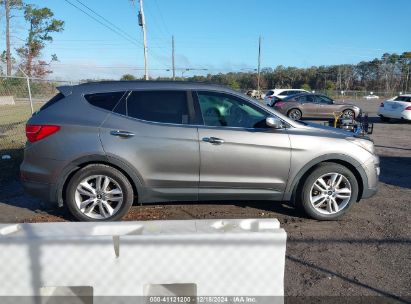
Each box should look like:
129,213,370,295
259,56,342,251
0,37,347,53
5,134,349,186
21,81,379,221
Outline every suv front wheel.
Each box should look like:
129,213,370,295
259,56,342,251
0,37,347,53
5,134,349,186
66,164,134,221
298,162,358,220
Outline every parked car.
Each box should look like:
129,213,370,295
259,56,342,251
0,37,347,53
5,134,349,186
364,95,380,100
21,81,379,221
245,89,264,99
264,89,310,106
378,94,411,122
273,93,361,120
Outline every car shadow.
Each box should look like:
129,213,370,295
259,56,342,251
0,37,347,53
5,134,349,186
379,156,411,189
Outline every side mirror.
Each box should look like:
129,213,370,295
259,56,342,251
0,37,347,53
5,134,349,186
266,116,283,129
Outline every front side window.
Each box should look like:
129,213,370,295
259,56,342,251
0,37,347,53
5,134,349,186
197,91,268,128
124,91,189,124
85,91,127,111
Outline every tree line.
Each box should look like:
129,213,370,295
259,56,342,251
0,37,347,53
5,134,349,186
146,52,411,94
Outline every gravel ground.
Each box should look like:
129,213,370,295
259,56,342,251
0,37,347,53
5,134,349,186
0,99,410,302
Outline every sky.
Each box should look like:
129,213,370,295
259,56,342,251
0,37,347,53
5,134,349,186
2,0,411,80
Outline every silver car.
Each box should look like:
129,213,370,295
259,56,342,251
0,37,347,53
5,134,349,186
21,81,379,221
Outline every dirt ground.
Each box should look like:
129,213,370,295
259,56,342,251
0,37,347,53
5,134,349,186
0,99,410,302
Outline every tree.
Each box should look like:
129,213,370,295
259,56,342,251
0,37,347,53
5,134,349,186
16,4,64,78
1,0,24,75
120,74,137,81
301,83,311,91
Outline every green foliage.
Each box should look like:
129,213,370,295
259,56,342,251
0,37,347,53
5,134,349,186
325,80,335,90
301,83,311,91
120,74,137,81
16,3,64,77
156,51,411,94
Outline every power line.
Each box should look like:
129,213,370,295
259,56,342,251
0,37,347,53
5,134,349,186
153,0,171,36
63,0,140,47
72,0,140,44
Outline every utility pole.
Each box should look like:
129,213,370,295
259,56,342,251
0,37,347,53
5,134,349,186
172,35,175,80
5,0,12,76
137,0,148,80
257,35,261,93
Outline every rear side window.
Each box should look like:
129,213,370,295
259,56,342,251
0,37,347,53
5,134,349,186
40,93,64,111
124,91,189,124
85,91,127,111
394,96,411,102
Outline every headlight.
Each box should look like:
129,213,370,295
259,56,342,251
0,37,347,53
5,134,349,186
346,137,375,154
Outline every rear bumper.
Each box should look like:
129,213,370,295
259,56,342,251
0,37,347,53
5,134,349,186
378,108,411,120
21,180,55,204
20,155,64,205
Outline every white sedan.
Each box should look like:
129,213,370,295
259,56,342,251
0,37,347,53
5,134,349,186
364,95,380,99
378,95,411,121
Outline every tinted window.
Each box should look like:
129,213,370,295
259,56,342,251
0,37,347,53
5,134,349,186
266,90,274,96
85,91,127,111
394,96,411,102
316,95,334,104
197,91,267,128
40,93,65,111
297,95,315,103
125,91,189,124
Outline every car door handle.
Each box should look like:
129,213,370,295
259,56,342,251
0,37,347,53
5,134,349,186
110,130,135,138
202,137,224,145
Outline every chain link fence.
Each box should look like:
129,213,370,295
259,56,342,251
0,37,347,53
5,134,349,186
0,76,73,182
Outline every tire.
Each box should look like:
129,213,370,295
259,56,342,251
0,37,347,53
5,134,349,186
66,164,134,221
342,109,355,119
379,115,390,122
297,162,358,220
288,108,302,120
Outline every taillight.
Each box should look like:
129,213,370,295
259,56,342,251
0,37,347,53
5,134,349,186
380,102,384,107
26,125,60,143
275,101,285,107
405,106,411,110
267,96,273,99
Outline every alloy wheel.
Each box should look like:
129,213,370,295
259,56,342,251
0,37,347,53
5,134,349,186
342,110,354,119
289,109,302,120
74,175,124,220
309,172,352,215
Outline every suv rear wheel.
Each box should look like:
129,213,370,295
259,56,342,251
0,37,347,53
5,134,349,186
66,164,134,221
298,162,358,220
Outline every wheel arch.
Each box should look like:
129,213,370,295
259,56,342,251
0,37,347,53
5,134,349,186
54,154,144,207
286,154,367,204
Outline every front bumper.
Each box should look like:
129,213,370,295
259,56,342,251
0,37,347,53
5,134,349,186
359,155,380,200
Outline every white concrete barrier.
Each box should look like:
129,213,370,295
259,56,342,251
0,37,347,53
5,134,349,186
0,96,15,105
0,219,286,303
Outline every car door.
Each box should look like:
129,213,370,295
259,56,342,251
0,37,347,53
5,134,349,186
315,95,336,117
195,91,291,201
99,90,200,202
296,94,318,117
